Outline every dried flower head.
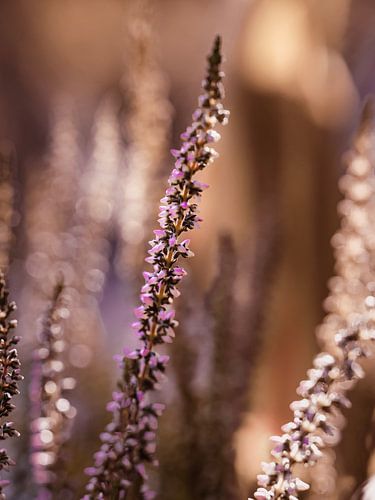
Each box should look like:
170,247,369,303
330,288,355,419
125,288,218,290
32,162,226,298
0,272,22,499
84,35,229,499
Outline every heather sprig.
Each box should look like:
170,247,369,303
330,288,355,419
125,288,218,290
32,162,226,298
25,97,80,295
251,102,375,499
0,272,22,498
309,100,375,496
30,282,76,498
84,36,228,499
251,312,375,500
68,95,121,345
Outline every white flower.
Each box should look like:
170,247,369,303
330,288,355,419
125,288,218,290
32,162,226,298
290,442,304,462
290,399,310,412
297,379,315,395
301,419,316,433
351,361,365,378
260,461,276,475
360,327,375,340
295,478,310,491
313,353,335,369
310,443,323,459
281,421,297,433
256,474,269,487
253,488,273,499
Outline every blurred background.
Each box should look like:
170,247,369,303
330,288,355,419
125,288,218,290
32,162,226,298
1,0,375,498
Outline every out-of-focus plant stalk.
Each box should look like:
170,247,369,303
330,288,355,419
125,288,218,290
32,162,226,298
68,95,121,346
0,272,22,499
21,95,81,408
84,36,229,499
24,93,119,353
250,102,375,499
317,104,375,352
311,100,375,498
115,0,172,277
30,282,76,498
183,234,239,500
24,94,121,496
19,101,81,495
24,96,80,297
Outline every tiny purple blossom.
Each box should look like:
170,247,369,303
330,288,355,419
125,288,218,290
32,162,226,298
84,36,228,499
106,401,119,413
170,148,180,158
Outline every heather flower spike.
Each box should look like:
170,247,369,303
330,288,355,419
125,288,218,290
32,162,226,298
30,281,76,498
251,100,375,499
0,272,22,499
84,35,228,499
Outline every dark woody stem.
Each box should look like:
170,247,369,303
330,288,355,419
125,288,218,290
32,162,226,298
84,36,229,500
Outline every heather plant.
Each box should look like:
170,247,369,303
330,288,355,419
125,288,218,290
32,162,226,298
250,102,375,499
2,12,375,500
19,93,119,496
0,272,22,499
29,281,76,498
24,94,118,346
200,235,240,500
305,104,375,496
24,96,80,296
83,35,229,499
21,98,82,416
68,95,121,343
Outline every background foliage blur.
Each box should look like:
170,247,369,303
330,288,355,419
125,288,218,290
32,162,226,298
1,0,375,498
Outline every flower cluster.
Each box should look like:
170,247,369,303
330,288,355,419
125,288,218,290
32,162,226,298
30,283,76,498
252,308,375,500
0,272,22,499
250,102,375,499
84,36,228,499
317,101,375,352
310,100,375,496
